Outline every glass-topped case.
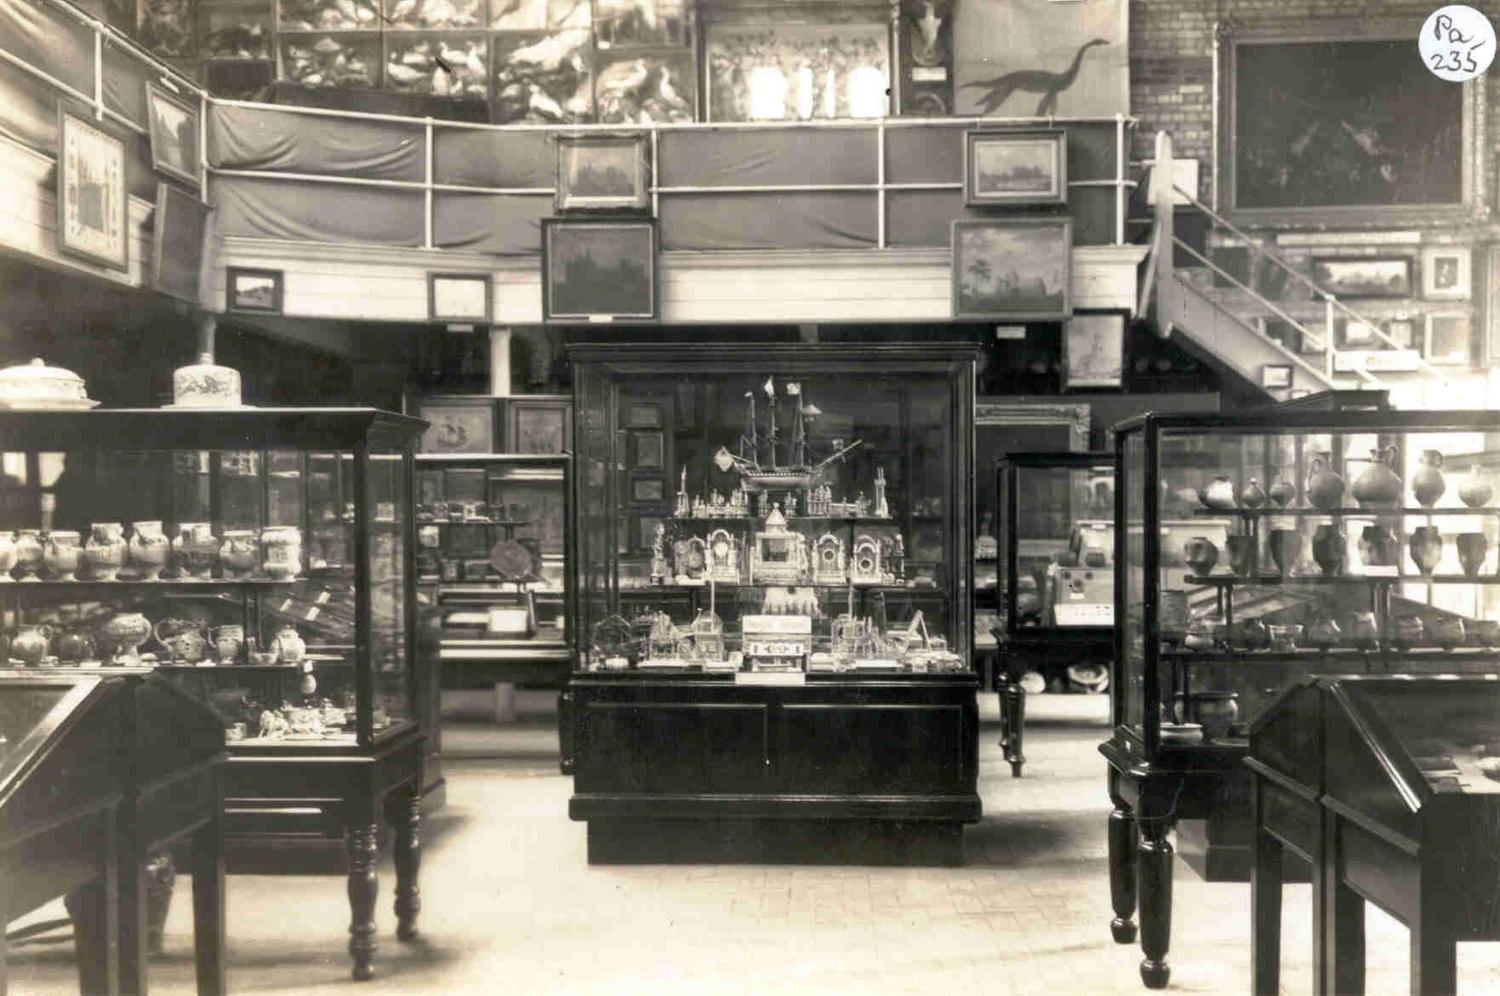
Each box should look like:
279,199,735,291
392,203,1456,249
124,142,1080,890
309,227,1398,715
569,344,975,675
0,409,424,752
0,674,95,790
1115,409,1500,758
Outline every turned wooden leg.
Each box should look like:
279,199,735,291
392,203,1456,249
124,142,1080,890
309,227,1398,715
191,794,226,996
346,820,380,981
1108,799,1138,943
1003,677,1026,777
392,791,422,943
1137,817,1175,990
1250,799,1283,996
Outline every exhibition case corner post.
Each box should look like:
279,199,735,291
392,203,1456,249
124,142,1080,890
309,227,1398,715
1141,418,1161,759
353,438,373,748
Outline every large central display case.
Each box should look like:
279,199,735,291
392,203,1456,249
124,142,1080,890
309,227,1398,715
1101,408,1500,989
565,344,980,863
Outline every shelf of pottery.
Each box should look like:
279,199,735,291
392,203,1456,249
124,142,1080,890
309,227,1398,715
1174,447,1500,660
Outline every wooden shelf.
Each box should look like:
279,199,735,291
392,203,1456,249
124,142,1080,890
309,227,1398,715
0,578,305,594
1185,573,1500,586
1162,646,1500,663
1193,506,1500,518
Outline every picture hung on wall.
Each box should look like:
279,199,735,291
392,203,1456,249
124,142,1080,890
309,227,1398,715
555,134,651,212
145,82,199,186
1337,318,1376,348
417,397,496,454
952,218,1071,320
507,398,572,454
705,24,890,122
1063,313,1123,389
1230,38,1466,213
227,268,283,313
150,183,210,305
954,0,1128,117
1310,256,1412,298
56,105,128,271
1260,364,1293,390
1421,246,1472,300
594,50,696,124
542,217,658,321
428,273,492,321
964,129,1067,206
631,476,666,503
1425,314,1472,366
1385,317,1416,350
492,30,594,124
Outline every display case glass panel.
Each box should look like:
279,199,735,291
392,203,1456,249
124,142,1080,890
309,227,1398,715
0,679,77,785
1001,453,1114,634
1342,676,1500,795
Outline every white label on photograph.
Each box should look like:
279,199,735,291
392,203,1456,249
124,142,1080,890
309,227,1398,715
586,314,614,324
912,67,948,83
994,325,1026,340
1420,6,1495,81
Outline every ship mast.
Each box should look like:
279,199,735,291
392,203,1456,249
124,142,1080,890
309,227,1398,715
790,384,806,468
742,391,757,461
763,377,777,466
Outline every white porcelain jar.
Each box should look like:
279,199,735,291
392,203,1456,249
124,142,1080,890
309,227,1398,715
171,353,242,408
0,358,98,410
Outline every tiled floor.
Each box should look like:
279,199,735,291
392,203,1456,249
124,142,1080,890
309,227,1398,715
9,690,1500,994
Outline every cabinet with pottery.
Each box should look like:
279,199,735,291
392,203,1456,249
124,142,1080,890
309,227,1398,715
1101,408,1500,991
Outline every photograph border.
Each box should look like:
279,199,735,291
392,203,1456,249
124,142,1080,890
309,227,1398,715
1420,245,1473,301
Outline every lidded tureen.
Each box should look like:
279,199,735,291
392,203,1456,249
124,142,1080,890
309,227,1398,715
0,358,99,410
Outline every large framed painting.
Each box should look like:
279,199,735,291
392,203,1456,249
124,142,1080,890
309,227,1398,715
555,134,650,212
1310,257,1412,299
1226,32,1473,219
56,105,129,271
965,129,1067,206
146,81,199,186
542,217,658,321
952,218,1071,320
416,396,497,454
150,183,210,305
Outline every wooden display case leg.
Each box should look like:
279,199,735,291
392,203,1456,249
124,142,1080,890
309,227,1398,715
117,809,146,996
1323,842,1365,996
1250,815,1283,996
345,818,380,981
392,789,422,942
1137,817,1175,990
1002,678,1026,777
1108,798,1138,944
1410,914,1455,996
190,798,226,996
65,876,118,996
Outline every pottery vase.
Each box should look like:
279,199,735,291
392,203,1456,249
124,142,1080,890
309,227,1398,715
1457,532,1489,579
1306,616,1343,650
128,520,169,581
43,530,81,581
84,523,126,582
1239,478,1267,509
1311,523,1346,577
219,530,259,579
1385,615,1425,651
1267,481,1297,508
1183,536,1220,577
1412,450,1447,509
174,523,218,580
1306,452,1345,511
211,624,244,665
1184,616,1219,651
1430,616,1467,649
271,625,306,664
1176,691,1240,741
1471,619,1500,649
1197,476,1237,512
261,527,302,581
1268,624,1303,653
103,612,152,666
1409,526,1444,577
1459,465,1494,509
55,629,95,665
1351,445,1403,509
154,619,209,664
1359,524,1400,570
13,529,44,581
1345,611,1380,651
1268,528,1303,577
0,532,16,581
11,624,51,666
1225,535,1257,577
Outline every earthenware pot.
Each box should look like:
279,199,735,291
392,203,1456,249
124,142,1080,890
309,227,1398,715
129,520,169,581
1457,532,1489,579
1459,465,1494,509
1267,624,1303,653
1267,480,1297,508
1344,611,1379,651
1229,618,1270,652
271,625,306,664
211,624,244,665
173,523,218,580
1306,615,1343,650
1409,526,1443,577
1430,616,1467,649
84,523,126,581
1351,444,1402,509
13,529,43,581
1183,536,1219,577
1225,535,1257,577
1175,691,1240,741
1306,451,1345,511
1311,523,1346,577
1471,619,1500,649
11,624,51,665
261,527,302,581
1239,478,1266,509
1184,616,1219,651
1385,615,1424,651
43,530,81,581
219,530,259,579
1197,476,1237,512
55,629,95,665
1268,528,1303,577
103,612,152,666
154,619,209,664
1359,524,1400,570
1412,450,1447,508
0,532,15,581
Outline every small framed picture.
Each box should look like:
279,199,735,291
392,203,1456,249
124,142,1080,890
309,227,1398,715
635,514,664,553
555,134,651,212
626,401,662,428
542,217,659,321
964,129,1068,207
632,430,664,469
631,475,666,503
952,218,1072,321
1261,364,1293,389
1310,256,1412,298
1385,317,1416,350
1063,313,1124,389
145,81,200,186
429,272,492,321
1425,314,1473,365
506,397,572,454
1338,318,1376,347
151,183,210,305
1421,246,1472,300
227,267,284,313
417,396,497,454
57,104,128,271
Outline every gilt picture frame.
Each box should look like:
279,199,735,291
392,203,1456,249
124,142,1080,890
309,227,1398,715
416,396,497,455
952,218,1072,321
555,134,651,212
964,129,1068,207
542,217,659,321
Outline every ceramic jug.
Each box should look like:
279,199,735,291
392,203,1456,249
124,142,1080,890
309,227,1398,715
174,523,218,580
1306,452,1345,511
1311,523,1346,577
1460,465,1494,509
154,619,209,664
1351,445,1403,509
55,628,95,665
1239,478,1266,510
1306,615,1343,650
0,531,18,581
1359,524,1400,570
1268,528,1303,577
211,624,244,665
219,530,259,579
1412,450,1447,508
1267,480,1297,508
13,529,44,581
1457,532,1489,579
1225,535,1257,577
11,623,51,666
1409,526,1443,577
129,520,170,581
85,523,127,581
1197,476,1237,511
43,530,81,581
272,625,306,664
1183,536,1219,577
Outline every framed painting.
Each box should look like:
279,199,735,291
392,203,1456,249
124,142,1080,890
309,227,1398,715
1063,312,1124,389
146,81,200,186
964,129,1067,206
555,134,651,212
150,183,210,305
630,475,666,503
416,397,496,454
632,430,664,469
57,105,128,271
1337,318,1377,348
952,218,1071,321
1385,317,1417,350
542,217,658,321
1425,313,1473,366
428,272,492,321
227,267,283,313
1310,257,1412,298
1260,364,1293,389
1421,245,1472,300
505,397,572,455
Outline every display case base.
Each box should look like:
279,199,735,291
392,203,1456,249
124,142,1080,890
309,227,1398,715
584,818,966,867
1175,819,1310,884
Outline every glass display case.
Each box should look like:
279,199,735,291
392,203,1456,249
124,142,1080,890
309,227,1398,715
1103,408,1500,990
993,451,1114,776
0,408,427,981
565,344,981,864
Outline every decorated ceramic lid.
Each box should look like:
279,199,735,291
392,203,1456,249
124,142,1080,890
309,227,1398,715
0,358,97,410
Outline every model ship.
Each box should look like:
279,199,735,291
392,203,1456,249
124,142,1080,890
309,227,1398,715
718,378,861,493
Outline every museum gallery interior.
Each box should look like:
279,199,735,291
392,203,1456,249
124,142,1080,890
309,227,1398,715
3,0,1500,993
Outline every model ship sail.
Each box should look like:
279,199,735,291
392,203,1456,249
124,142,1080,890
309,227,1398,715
728,377,860,492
